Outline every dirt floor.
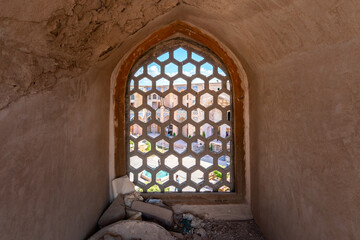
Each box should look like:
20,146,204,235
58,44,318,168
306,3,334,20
184,220,265,240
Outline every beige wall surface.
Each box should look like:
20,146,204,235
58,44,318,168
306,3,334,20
250,37,360,240
1,0,360,239
0,69,110,239
177,2,360,239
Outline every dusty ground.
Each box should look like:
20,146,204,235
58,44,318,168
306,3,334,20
182,220,265,240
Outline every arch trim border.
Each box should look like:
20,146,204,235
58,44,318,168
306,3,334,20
113,21,246,203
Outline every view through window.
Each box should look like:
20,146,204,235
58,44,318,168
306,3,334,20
126,39,233,193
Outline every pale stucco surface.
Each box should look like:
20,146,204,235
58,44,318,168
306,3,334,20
0,0,359,239
0,67,111,239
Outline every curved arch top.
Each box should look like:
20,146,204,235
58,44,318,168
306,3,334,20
114,21,246,202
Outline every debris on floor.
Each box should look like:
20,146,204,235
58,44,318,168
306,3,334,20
202,219,265,240
91,175,264,240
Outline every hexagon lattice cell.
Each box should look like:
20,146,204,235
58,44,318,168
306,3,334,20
147,124,161,139
126,41,234,193
218,155,231,169
158,52,169,62
130,110,134,122
200,185,213,192
147,62,161,77
209,170,222,185
147,93,161,110
200,154,213,169
165,124,178,138
147,184,161,193
147,155,161,169
130,93,142,108
174,140,187,154
174,47,188,62
182,123,195,138
182,186,196,192
138,170,151,185
191,139,205,154
218,124,230,138
209,139,222,154
218,93,230,108
165,63,178,77
174,170,187,184
164,93,178,108
156,170,169,185
191,78,205,93
174,78,187,92
219,185,230,192
138,139,151,154
209,108,222,123
183,93,196,108
191,170,204,184
174,108,187,123
209,77,222,92
156,107,170,123
156,78,170,92
200,62,213,77
138,77,152,92
183,63,196,77
130,156,143,169
138,108,151,123
200,93,214,108
130,140,135,152
191,108,204,123
200,123,214,138
182,155,196,169
156,139,169,154
130,124,142,139
165,154,179,169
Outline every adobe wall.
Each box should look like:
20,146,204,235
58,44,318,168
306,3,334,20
1,0,359,239
0,1,180,239
0,66,110,239
250,36,360,240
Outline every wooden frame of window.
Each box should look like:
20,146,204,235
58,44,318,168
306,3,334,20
114,21,245,204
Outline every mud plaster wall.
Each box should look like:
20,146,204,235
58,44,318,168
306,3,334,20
177,2,360,239
0,67,110,239
250,36,360,240
0,1,181,239
1,0,360,239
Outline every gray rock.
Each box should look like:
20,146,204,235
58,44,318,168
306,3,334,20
88,220,175,240
99,233,122,240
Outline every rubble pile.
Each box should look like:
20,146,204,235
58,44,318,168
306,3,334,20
88,175,184,239
90,175,257,240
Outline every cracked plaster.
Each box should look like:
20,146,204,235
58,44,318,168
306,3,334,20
1,0,360,110
0,0,180,109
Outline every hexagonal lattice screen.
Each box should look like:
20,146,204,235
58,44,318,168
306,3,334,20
126,39,233,193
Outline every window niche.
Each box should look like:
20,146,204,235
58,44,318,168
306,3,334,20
114,22,246,204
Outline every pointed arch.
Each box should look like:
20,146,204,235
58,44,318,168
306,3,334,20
114,21,246,203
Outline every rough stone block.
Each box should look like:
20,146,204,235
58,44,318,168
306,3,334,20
130,200,174,227
112,175,136,198
98,194,126,228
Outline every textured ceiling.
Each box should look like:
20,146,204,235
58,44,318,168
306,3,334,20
0,0,359,109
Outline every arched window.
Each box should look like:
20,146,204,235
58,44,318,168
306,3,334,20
126,38,234,193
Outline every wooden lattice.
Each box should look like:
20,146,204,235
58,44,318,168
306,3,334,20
126,39,233,193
